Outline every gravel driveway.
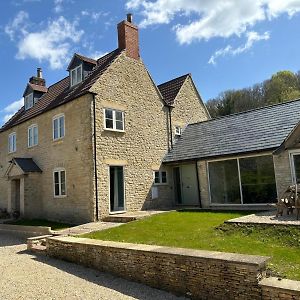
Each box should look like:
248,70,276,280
0,232,187,300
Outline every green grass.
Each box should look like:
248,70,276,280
6,219,73,230
82,211,300,281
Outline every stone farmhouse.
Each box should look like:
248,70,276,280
1,14,300,224
0,15,209,223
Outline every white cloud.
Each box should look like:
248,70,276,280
127,0,300,62
209,31,270,65
1,98,24,123
5,14,84,69
5,11,29,41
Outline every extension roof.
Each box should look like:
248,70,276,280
164,99,300,163
1,49,122,132
157,74,190,105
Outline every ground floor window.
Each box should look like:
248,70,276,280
53,169,66,197
208,155,277,204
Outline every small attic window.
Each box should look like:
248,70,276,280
24,93,34,110
70,65,82,87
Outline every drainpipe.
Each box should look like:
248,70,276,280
92,94,99,221
168,105,174,150
195,160,202,208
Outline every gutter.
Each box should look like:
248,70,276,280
92,93,99,221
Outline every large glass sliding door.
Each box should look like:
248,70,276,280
208,155,277,204
239,156,277,204
209,159,241,204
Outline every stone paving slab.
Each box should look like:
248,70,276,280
53,221,123,236
227,210,300,226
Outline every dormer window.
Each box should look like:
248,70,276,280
24,93,34,110
70,65,82,87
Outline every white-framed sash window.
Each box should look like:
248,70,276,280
70,65,82,87
53,168,66,197
24,93,34,110
28,124,38,147
53,114,65,140
8,132,16,153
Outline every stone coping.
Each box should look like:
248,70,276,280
49,236,269,267
0,224,52,234
260,277,300,292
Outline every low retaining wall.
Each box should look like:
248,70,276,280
0,224,52,236
260,278,300,300
47,236,268,300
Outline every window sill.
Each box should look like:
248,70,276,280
28,144,38,149
104,128,125,133
8,151,16,154
153,183,168,186
53,137,65,142
54,195,67,199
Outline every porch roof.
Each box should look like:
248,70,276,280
13,158,42,173
164,99,300,163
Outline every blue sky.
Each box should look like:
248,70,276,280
1,0,300,125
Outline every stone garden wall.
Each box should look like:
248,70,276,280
47,236,268,300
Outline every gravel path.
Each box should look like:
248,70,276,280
0,232,187,300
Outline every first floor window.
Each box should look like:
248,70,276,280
175,126,182,137
8,133,16,153
208,155,277,205
53,114,65,140
153,171,167,185
28,125,38,147
104,108,125,131
54,169,66,197
24,93,34,110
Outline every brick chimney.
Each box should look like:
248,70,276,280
29,68,46,86
117,14,140,60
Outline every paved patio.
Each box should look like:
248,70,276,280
227,210,300,226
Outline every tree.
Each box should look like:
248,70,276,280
207,70,300,117
263,71,300,104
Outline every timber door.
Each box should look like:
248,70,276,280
174,164,199,206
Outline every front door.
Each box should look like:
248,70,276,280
10,179,21,214
174,164,199,206
109,166,125,213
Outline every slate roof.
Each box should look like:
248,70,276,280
164,99,300,163
157,74,190,105
13,158,42,173
1,49,122,132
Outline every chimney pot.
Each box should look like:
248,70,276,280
127,13,133,23
37,68,43,79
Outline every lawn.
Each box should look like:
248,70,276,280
6,219,73,230
83,211,300,281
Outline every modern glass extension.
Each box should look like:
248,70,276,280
208,154,277,204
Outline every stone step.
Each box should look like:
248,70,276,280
102,216,137,223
